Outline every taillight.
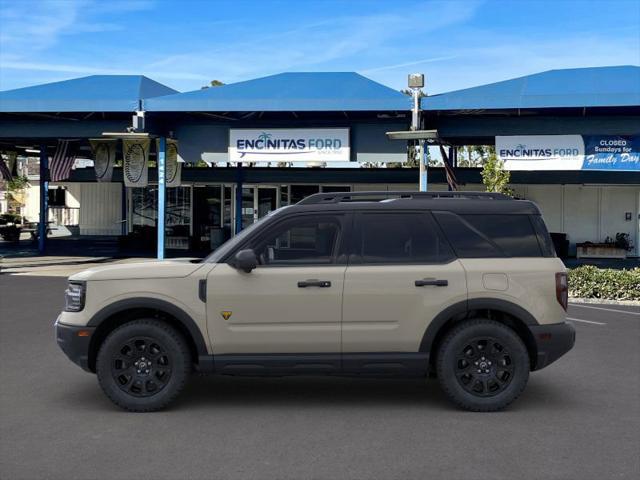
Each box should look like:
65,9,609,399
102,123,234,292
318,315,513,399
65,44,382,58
555,272,568,311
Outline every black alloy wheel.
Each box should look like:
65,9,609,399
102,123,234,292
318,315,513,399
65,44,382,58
436,319,529,412
454,336,514,397
110,336,173,398
96,319,191,412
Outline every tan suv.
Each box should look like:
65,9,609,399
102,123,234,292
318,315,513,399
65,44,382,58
55,191,575,412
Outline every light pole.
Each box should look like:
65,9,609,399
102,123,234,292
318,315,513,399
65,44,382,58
408,73,427,191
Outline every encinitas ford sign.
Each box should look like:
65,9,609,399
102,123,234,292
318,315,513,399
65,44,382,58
496,135,585,170
229,128,350,162
497,135,640,171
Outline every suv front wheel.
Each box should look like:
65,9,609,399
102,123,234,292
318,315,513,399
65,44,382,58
436,319,529,412
96,319,192,412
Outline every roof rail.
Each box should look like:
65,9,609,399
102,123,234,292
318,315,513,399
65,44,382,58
297,191,510,205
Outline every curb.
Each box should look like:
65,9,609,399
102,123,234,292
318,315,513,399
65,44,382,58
569,297,640,307
0,257,112,270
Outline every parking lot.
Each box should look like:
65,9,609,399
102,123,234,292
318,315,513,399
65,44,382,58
1,274,638,480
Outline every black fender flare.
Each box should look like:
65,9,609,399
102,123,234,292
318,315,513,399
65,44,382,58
87,297,208,356
419,298,538,354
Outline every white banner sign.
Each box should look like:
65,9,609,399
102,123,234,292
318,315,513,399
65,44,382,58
90,139,116,182
229,128,350,163
496,135,585,170
122,138,150,187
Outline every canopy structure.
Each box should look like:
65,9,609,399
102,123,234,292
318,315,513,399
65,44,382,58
0,75,178,113
1,67,638,260
145,72,411,112
422,66,640,111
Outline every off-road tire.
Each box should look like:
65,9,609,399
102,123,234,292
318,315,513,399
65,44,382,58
436,319,529,412
96,319,191,412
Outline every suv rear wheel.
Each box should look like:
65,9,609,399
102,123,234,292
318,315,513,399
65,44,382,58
96,319,191,412
436,319,529,412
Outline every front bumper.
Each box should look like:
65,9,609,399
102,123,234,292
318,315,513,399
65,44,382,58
530,321,576,371
55,316,95,373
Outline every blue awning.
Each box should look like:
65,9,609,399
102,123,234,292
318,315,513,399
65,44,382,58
0,75,178,113
422,66,640,111
145,72,411,112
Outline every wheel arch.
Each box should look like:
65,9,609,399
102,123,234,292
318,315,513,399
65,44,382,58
421,299,539,370
86,298,208,373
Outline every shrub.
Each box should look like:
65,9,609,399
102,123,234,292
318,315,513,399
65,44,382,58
568,265,640,301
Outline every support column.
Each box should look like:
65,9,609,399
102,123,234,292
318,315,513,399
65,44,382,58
38,145,48,254
448,146,456,192
121,182,127,236
235,163,243,235
157,137,166,260
419,140,428,191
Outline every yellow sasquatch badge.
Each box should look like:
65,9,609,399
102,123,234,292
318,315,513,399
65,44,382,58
220,311,233,321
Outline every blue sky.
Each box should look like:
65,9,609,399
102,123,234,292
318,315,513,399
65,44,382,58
0,0,638,94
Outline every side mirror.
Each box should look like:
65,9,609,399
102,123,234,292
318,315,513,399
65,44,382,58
232,249,258,273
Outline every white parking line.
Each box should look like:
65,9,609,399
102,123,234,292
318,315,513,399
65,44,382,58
569,303,640,317
567,317,607,325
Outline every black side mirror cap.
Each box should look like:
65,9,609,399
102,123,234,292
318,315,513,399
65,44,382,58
232,249,258,273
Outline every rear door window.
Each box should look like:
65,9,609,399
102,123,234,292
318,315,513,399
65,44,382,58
353,212,454,264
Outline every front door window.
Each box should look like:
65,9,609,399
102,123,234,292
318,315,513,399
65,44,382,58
252,215,342,266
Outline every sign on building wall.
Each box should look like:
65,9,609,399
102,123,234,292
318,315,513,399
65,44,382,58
497,135,640,171
229,128,350,163
496,135,585,170
582,136,640,171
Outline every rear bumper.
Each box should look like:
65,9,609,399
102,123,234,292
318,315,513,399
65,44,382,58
55,316,95,373
530,321,576,371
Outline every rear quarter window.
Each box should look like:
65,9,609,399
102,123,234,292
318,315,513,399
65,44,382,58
433,212,544,258
530,215,556,257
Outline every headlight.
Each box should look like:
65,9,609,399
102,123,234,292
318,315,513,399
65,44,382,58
64,282,86,312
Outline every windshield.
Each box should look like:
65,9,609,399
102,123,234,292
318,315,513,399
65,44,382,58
201,206,290,263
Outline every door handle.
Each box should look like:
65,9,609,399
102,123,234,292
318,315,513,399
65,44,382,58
298,279,332,288
415,278,448,287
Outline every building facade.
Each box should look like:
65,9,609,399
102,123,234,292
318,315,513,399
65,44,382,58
2,68,639,257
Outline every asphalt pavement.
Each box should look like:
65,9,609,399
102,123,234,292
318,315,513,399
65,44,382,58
1,274,638,480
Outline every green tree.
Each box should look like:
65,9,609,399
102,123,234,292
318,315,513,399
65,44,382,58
481,151,512,196
5,175,30,214
457,145,495,167
201,79,225,89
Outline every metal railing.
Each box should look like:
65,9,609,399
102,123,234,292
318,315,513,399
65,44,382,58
48,207,79,226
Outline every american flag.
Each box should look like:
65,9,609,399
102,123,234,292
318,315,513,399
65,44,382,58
439,145,458,191
0,157,12,181
49,140,78,182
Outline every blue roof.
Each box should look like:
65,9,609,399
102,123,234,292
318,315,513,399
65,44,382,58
145,72,411,112
0,75,178,113
422,66,640,111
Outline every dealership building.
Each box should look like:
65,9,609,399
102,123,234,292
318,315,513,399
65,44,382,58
0,66,638,258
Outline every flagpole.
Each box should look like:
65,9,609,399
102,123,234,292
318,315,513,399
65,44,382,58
38,144,48,254
408,73,426,192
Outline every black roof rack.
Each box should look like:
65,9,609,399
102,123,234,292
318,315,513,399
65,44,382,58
297,191,510,205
